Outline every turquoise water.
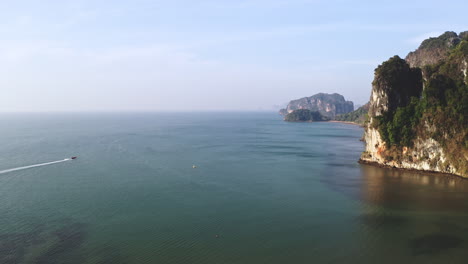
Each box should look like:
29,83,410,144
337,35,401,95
1,112,468,263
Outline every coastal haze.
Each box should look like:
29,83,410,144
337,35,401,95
1,0,468,111
1,1,468,263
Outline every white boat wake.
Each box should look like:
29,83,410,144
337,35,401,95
0,158,71,175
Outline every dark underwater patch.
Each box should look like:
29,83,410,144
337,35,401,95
93,246,129,264
432,220,468,234
358,213,407,228
34,222,87,264
0,220,93,264
409,233,464,255
0,223,45,264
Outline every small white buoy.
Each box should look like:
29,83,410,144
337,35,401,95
192,165,197,169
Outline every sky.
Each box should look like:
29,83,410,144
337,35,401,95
0,0,467,112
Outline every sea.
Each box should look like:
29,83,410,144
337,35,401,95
0,112,468,264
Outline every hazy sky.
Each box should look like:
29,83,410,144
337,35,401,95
1,0,467,112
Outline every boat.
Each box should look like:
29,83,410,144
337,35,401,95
71,157,77,160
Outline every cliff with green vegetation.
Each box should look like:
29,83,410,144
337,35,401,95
284,109,330,122
335,103,370,125
279,93,354,119
406,31,466,68
360,31,468,178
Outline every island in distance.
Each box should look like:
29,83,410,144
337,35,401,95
279,93,369,125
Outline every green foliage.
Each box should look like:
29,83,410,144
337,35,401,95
284,109,330,122
373,56,423,113
374,39,468,148
421,63,441,79
374,56,419,90
371,32,468,176
419,31,459,50
458,31,468,41
456,39,468,55
446,40,468,84
424,74,455,104
376,98,423,147
335,103,369,125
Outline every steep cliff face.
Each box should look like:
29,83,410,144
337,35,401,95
361,31,468,178
279,93,353,119
405,31,463,68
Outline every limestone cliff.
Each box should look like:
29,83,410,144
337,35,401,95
360,31,468,178
279,93,354,119
405,31,463,68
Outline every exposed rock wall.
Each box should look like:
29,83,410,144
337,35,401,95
405,31,461,68
361,128,460,176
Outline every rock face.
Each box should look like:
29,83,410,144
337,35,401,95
406,31,462,68
279,93,353,119
361,31,468,178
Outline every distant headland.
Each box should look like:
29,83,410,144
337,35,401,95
279,93,368,125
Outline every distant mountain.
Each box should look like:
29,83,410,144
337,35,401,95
279,93,354,119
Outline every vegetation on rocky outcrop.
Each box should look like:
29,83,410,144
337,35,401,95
406,31,465,68
370,56,423,146
335,102,369,125
362,31,468,177
372,56,423,114
284,109,330,122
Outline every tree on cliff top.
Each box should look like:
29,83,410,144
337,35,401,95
373,55,423,115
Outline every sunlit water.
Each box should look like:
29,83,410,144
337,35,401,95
0,112,467,264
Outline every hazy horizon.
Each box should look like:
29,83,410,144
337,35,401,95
1,0,467,112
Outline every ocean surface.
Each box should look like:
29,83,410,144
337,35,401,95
1,112,468,264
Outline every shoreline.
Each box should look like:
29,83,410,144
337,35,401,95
283,120,363,126
358,159,467,180
328,120,362,126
